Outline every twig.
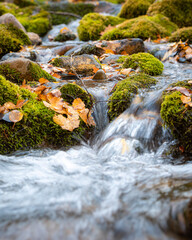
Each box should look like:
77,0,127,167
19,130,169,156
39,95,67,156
48,11,82,19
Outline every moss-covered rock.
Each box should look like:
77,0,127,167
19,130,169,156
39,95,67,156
0,24,31,57
0,75,93,154
0,58,55,84
0,2,19,16
147,0,192,28
78,13,125,41
119,0,154,19
160,80,192,154
44,2,95,25
169,27,192,44
54,32,76,42
122,53,164,76
105,0,125,3
12,0,36,8
60,83,92,109
108,73,157,120
17,10,51,36
101,14,178,40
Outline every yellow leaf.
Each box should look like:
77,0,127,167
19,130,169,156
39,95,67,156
9,110,23,123
72,98,85,110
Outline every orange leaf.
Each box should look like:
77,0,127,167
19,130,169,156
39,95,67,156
53,114,80,131
51,73,61,79
9,110,23,123
51,89,61,98
105,49,115,54
93,66,99,74
78,108,89,124
4,102,16,110
181,95,191,104
15,99,28,108
34,85,47,95
39,78,49,84
72,98,85,110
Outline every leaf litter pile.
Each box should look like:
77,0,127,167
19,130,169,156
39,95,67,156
1,78,95,131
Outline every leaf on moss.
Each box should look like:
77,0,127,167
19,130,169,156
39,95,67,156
9,110,23,123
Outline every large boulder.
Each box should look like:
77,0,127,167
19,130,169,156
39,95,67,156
108,73,157,120
0,58,55,84
118,0,154,19
0,24,31,57
0,13,26,32
77,13,125,41
160,80,192,154
0,75,92,155
52,54,102,76
147,0,192,28
101,14,178,40
27,32,42,45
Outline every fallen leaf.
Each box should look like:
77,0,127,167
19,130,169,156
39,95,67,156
9,110,23,123
72,98,85,110
39,78,49,84
4,102,16,110
181,95,191,104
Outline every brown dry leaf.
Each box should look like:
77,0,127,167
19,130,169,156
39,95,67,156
0,106,5,113
66,106,79,120
15,99,28,108
72,98,85,110
4,102,16,110
38,94,48,101
181,95,191,104
53,114,80,131
34,85,47,95
120,68,132,75
60,27,69,34
166,86,192,97
39,78,49,84
43,101,51,108
78,108,89,124
105,49,115,54
93,66,100,74
9,110,23,123
46,93,64,111
51,73,61,79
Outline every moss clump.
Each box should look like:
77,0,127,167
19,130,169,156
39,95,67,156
122,53,164,76
60,83,92,109
0,2,19,15
0,60,55,84
44,2,95,25
17,10,51,36
105,0,125,3
119,0,154,19
0,24,31,57
0,76,92,154
160,80,192,154
101,14,177,41
54,32,76,42
147,0,192,28
78,13,125,41
108,73,156,120
169,27,192,44
13,0,36,7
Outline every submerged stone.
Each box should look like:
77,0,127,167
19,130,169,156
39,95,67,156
0,58,55,84
92,69,107,80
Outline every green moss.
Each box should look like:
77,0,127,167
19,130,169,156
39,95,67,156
0,24,31,57
147,0,192,28
105,0,125,3
60,83,92,109
78,13,125,41
101,14,178,40
44,2,95,25
169,27,192,44
119,0,154,19
54,32,76,42
0,76,92,154
0,3,19,15
0,61,55,85
108,73,156,120
13,0,36,7
18,10,51,36
122,53,163,76
160,81,192,153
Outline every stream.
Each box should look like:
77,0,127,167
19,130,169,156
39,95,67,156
1,2,192,240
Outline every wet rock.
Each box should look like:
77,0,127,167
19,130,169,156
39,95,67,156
66,43,105,57
0,58,55,84
1,52,36,62
52,54,101,76
100,54,122,64
94,1,122,15
92,69,107,80
0,13,26,32
98,39,145,55
27,32,42,45
53,45,76,56
54,28,76,42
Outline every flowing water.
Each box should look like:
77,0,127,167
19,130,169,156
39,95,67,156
1,4,192,240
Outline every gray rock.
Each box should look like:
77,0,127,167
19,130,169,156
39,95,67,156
92,69,107,80
52,54,101,76
27,32,42,45
0,13,26,32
